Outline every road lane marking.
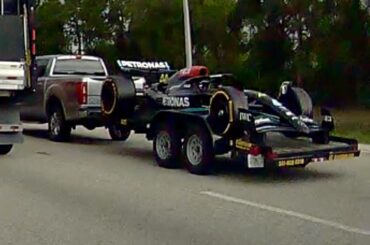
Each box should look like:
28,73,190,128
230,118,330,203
201,191,370,236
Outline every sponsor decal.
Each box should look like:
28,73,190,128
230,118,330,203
120,119,128,126
162,96,190,108
117,60,171,70
329,153,355,160
324,115,333,122
300,116,314,123
278,158,305,167
239,112,252,122
255,118,273,125
272,99,283,107
235,139,253,150
159,73,170,84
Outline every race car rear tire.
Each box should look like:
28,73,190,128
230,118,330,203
183,123,214,175
153,122,182,169
108,125,131,141
208,86,247,137
0,145,13,155
101,76,136,119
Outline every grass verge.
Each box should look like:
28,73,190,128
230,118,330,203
330,109,370,144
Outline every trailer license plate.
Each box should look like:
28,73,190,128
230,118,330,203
278,158,305,167
248,155,264,168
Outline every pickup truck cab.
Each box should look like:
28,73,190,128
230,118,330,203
20,54,126,141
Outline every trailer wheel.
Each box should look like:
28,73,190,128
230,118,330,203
183,124,214,175
153,123,182,169
108,125,131,141
0,145,13,155
48,105,71,142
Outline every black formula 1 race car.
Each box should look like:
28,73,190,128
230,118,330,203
101,60,360,175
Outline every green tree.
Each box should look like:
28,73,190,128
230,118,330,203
36,0,69,54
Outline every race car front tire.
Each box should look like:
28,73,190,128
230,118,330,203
279,86,313,118
291,87,313,118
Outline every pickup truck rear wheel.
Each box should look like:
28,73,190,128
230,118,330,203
108,125,131,141
48,106,71,142
183,124,214,175
153,122,181,169
0,145,13,155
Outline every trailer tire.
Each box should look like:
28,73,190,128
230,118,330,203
0,145,13,155
183,124,214,175
48,105,71,142
153,122,182,169
108,125,131,141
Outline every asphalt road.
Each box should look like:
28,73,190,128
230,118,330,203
0,124,369,245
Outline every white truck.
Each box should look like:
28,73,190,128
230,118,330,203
0,0,36,155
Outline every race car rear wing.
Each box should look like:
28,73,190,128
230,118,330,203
116,60,177,84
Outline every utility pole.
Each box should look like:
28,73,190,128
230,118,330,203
183,0,193,68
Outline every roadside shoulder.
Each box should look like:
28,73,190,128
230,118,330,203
359,144,370,154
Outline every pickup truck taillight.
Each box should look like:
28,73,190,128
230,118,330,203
76,82,88,105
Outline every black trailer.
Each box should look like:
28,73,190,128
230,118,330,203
101,62,360,175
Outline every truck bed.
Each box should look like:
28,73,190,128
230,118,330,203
266,133,353,156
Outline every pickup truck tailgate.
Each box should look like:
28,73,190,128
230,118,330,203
86,77,105,106
0,61,25,90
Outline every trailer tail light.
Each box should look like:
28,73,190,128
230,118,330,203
248,146,264,168
6,76,18,80
10,126,20,131
265,148,278,161
249,145,262,156
76,82,88,104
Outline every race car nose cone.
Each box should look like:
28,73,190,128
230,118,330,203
297,120,310,134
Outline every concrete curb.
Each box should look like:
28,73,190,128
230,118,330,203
359,144,370,154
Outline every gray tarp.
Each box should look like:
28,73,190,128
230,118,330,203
0,15,25,61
